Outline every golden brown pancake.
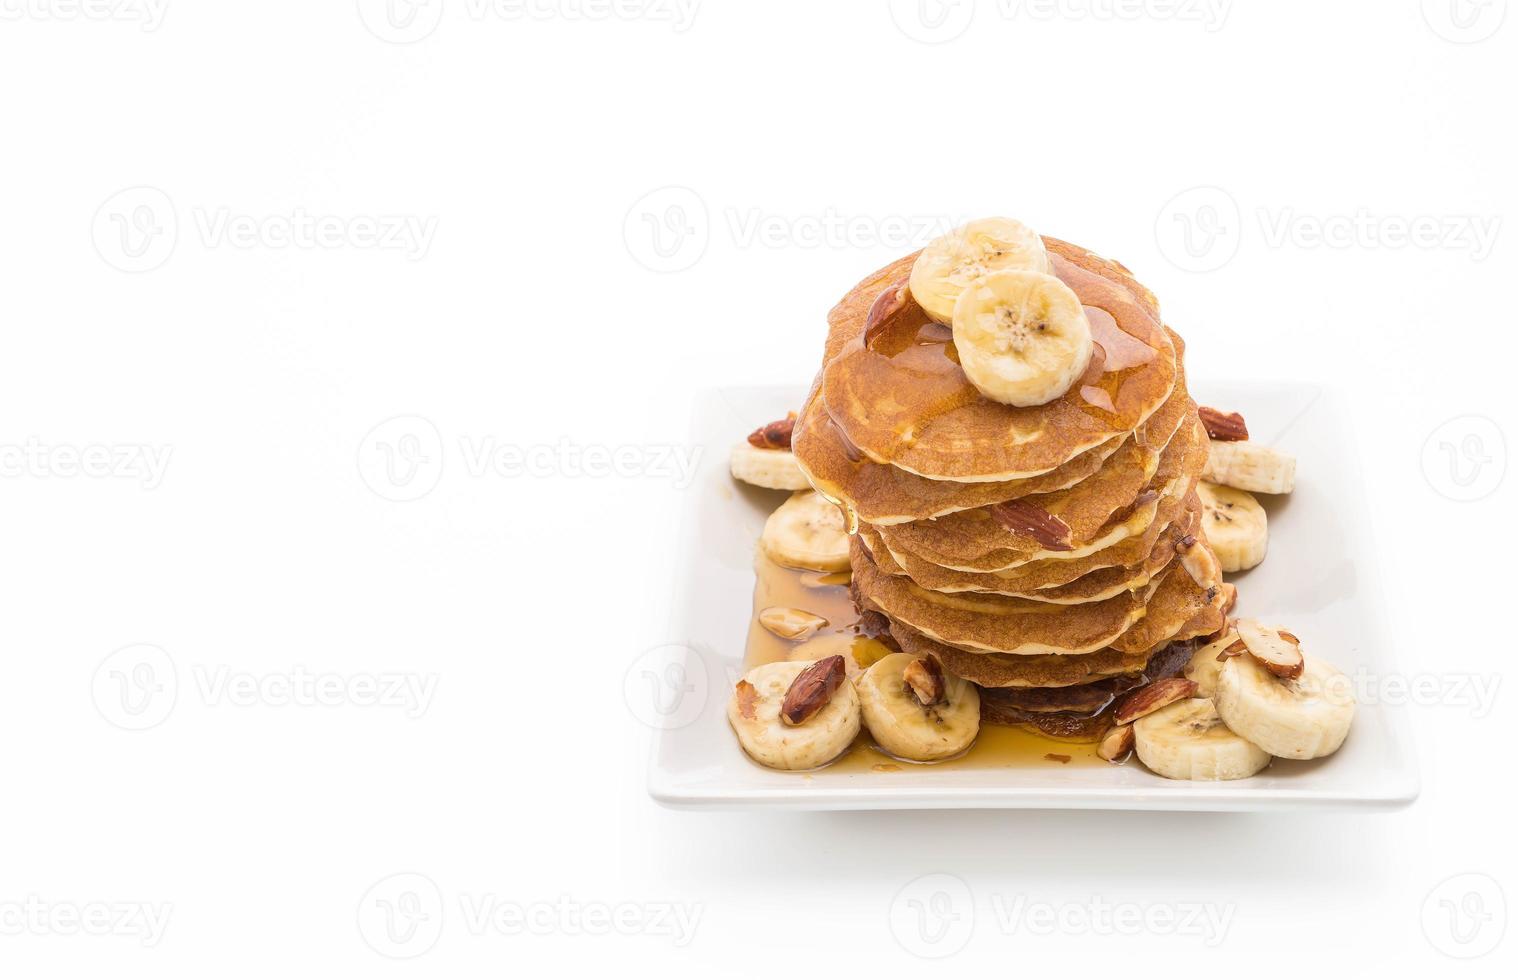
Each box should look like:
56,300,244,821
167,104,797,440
872,416,1205,573
817,239,1178,481
794,331,1194,526
859,500,1199,604
890,621,1152,688
852,537,1163,656
861,489,1200,596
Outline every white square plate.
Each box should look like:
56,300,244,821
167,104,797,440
647,384,1420,811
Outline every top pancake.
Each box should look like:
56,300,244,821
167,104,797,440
816,238,1177,482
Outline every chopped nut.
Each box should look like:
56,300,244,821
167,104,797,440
734,680,759,721
1218,582,1239,617
1097,724,1135,763
988,499,1074,551
903,656,946,706
1236,619,1305,679
1175,533,1222,591
1216,638,1249,662
758,606,829,641
780,655,846,726
747,413,797,450
1199,406,1249,441
1044,753,1072,764
1111,677,1199,725
863,278,911,349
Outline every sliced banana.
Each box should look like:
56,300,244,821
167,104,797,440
787,634,894,681
909,217,1051,324
1215,652,1355,760
1183,630,1239,698
726,660,860,770
1198,481,1267,572
855,652,980,762
1133,698,1271,781
951,270,1094,407
1203,440,1296,494
730,443,811,491
761,490,849,572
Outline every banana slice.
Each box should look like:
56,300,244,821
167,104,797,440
730,443,811,491
909,217,1051,324
855,652,980,762
1183,630,1239,698
727,659,860,770
951,270,1094,407
1133,698,1271,781
761,491,850,572
1203,440,1296,495
1215,651,1355,760
1198,481,1268,572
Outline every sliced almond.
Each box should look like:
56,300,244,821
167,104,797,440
758,606,829,641
863,278,911,349
1235,618,1305,679
780,655,846,726
1097,724,1135,763
734,680,759,721
987,499,1074,552
1174,533,1222,592
902,656,945,706
1218,582,1239,617
1111,677,1199,725
1199,406,1249,441
1216,637,1248,662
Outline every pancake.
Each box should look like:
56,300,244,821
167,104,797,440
891,621,1152,688
852,537,1162,656
818,239,1177,481
861,489,1202,596
859,499,1199,604
872,416,1205,573
795,330,1194,526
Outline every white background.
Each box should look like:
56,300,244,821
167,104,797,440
1,0,1512,975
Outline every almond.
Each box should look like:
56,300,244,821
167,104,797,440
1111,677,1198,725
1235,618,1305,679
747,413,797,450
758,606,829,641
1218,582,1239,617
1199,406,1249,441
780,655,846,726
734,680,759,721
1216,638,1248,662
902,656,945,706
1097,724,1135,763
988,499,1074,552
863,278,911,349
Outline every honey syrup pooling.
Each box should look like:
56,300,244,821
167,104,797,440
743,552,1101,771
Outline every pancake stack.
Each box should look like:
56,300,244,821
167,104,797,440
792,236,1229,741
